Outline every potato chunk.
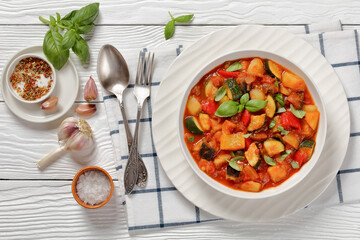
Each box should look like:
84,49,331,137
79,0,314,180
267,166,287,183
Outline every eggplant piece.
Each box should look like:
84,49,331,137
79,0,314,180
199,143,215,161
241,82,248,94
233,150,244,157
227,165,240,177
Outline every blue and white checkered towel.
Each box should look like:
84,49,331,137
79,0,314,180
103,21,360,232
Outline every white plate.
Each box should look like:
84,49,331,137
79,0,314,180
153,25,350,222
1,46,79,123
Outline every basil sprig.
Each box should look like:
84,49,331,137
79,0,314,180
187,136,195,143
264,155,276,166
165,12,194,40
275,93,285,106
277,126,290,136
39,3,99,70
227,159,243,171
291,161,300,169
269,119,276,129
290,104,306,119
242,133,251,138
226,62,242,72
277,107,286,113
215,86,227,102
215,93,267,117
281,150,292,161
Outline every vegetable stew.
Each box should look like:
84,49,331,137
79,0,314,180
183,57,320,192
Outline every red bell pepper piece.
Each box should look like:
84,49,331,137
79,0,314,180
218,70,240,78
245,138,253,150
202,100,218,115
241,110,251,127
210,75,225,88
280,111,301,130
293,151,308,167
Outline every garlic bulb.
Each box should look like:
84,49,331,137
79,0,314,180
41,96,58,110
37,117,94,170
84,76,98,102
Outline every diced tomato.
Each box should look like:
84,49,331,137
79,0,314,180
241,110,251,127
222,120,237,134
243,165,259,181
202,100,218,115
218,69,240,78
280,111,301,130
199,159,216,174
262,75,275,84
293,151,308,167
210,75,225,88
245,138,253,150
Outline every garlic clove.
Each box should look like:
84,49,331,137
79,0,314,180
75,104,97,117
41,96,58,111
84,76,98,102
57,117,79,143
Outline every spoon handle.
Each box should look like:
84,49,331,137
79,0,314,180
118,98,132,150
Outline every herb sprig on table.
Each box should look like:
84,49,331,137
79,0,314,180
39,3,100,70
165,12,194,40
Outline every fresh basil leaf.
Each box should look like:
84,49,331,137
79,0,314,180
230,151,235,157
43,29,69,70
277,126,284,131
77,24,94,34
275,93,285,106
281,150,292,161
242,133,251,138
237,104,244,113
72,36,89,64
165,20,175,40
187,136,195,143
269,119,276,129
215,86,227,102
240,93,249,105
245,100,267,112
50,16,56,26
290,104,306,119
275,77,279,88
62,29,76,50
291,161,300,169
227,159,241,171
174,14,194,23
281,129,289,136
232,156,245,161
62,10,78,22
56,12,61,22
226,62,242,72
73,3,100,26
264,155,276,166
215,101,240,117
277,107,286,113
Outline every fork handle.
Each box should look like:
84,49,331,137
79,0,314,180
124,103,143,194
118,96,133,150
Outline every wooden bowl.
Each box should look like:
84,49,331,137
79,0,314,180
72,166,114,209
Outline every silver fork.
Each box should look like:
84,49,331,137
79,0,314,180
124,51,155,195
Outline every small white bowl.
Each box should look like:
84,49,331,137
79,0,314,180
6,54,56,103
178,50,327,199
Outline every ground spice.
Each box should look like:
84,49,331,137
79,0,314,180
9,57,53,101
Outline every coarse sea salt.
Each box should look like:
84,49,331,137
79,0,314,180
76,170,111,205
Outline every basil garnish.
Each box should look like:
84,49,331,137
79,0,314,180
215,86,227,102
187,136,195,143
277,107,286,113
275,78,279,88
277,126,290,136
245,99,267,112
227,159,242,171
226,62,242,72
215,101,240,117
269,119,276,129
165,12,194,40
264,155,276,166
281,150,292,161
275,93,285,106
232,156,245,161
290,104,306,119
242,133,251,138
291,161,300,169
240,93,249,105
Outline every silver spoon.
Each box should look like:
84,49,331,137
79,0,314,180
97,44,147,187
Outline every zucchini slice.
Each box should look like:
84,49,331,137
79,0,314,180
198,113,211,132
184,116,204,134
249,88,266,101
299,139,315,159
205,79,218,99
248,114,266,132
199,143,215,161
187,96,202,116
265,60,283,79
282,132,300,149
264,139,285,156
264,95,276,118
224,78,242,100
244,142,261,169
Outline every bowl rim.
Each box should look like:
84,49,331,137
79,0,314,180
177,49,327,199
6,53,57,103
71,166,114,209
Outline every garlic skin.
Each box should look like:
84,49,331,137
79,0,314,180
41,96,58,110
58,117,94,151
75,104,97,117
84,76,98,102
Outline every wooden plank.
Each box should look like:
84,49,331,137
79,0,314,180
0,102,116,179
0,0,359,25
1,181,360,239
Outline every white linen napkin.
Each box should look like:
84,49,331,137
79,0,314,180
102,20,360,231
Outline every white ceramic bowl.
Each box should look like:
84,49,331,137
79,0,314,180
178,50,327,199
6,53,56,103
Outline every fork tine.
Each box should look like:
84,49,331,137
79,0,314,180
144,52,151,85
139,51,146,85
135,52,142,85
147,53,155,86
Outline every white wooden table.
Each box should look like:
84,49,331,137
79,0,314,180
1,1,360,239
